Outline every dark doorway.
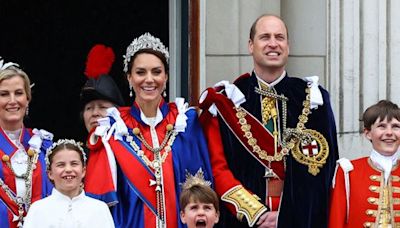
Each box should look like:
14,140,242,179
0,0,169,141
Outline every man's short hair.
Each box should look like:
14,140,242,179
249,14,289,41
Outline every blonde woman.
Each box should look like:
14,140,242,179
0,57,53,228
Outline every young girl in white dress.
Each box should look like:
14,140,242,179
23,139,114,228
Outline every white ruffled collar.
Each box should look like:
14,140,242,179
4,129,22,141
370,149,399,184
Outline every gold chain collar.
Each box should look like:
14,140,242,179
126,124,177,169
236,87,329,175
281,87,312,150
125,124,178,225
0,147,39,227
236,87,311,163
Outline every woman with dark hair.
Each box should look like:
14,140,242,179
0,57,53,228
84,33,213,228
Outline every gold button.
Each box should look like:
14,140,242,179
166,124,173,131
132,128,140,135
2,155,9,162
367,197,376,204
366,210,374,216
369,186,378,191
370,175,378,181
27,149,35,157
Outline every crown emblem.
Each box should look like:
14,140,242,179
181,168,212,191
123,33,169,73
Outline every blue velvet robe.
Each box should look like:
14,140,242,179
85,101,214,228
215,72,338,228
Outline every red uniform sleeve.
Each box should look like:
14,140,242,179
200,110,268,226
328,166,347,228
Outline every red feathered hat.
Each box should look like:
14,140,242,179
84,44,115,79
80,44,124,108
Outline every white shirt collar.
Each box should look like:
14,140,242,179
140,108,163,127
52,188,86,202
255,70,286,87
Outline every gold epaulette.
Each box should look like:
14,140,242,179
221,185,268,227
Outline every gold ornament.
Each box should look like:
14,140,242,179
2,155,9,162
291,129,329,176
166,124,173,131
27,149,35,157
181,168,212,190
132,128,140,135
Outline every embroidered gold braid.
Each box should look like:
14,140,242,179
378,186,391,226
260,86,280,158
261,96,277,125
221,185,268,227
364,173,400,227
